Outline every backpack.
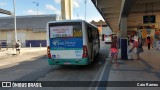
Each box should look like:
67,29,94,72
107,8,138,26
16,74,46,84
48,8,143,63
15,42,20,48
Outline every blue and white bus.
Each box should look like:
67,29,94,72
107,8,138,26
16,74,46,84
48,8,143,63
47,20,100,65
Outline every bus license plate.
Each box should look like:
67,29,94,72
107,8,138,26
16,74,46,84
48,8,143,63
64,62,71,65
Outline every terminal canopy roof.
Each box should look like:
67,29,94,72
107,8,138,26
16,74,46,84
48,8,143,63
92,0,160,32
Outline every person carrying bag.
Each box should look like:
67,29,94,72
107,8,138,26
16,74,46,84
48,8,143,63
129,39,138,53
129,38,143,60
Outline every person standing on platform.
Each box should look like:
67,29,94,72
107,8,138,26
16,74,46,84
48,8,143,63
110,35,118,66
127,36,130,46
129,36,138,53
15,40,21,55
136,38,143,59
129,37,143,60
0,42,1,51
130,35,134,46
146,36,151,50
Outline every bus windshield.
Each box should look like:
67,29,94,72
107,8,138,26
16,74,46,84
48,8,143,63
49,22,82,38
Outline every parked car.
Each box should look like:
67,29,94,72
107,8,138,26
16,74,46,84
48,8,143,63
104,35,112,44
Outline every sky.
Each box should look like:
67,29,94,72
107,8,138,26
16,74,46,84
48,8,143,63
0,0,104,22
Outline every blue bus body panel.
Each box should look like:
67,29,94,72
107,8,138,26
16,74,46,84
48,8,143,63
50,37,83,50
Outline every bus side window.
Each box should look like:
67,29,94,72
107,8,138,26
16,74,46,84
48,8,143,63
92,29,96,40
87,27,92,42
97,30,99,37
93,29,96,39
96,29,99,39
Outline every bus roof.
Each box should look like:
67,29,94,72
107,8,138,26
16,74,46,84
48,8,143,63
47,19,97,28
48,19,83,23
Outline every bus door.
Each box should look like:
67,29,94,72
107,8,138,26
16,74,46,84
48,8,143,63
87,27,93,61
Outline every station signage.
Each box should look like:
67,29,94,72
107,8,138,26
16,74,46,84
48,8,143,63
143,15,156,24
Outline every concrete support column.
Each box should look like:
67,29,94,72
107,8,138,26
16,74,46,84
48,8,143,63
120,17,128,60
120,18,127,38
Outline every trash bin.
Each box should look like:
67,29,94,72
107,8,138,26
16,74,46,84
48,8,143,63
121,38,128,59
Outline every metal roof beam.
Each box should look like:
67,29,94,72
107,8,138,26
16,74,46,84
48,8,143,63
0,8,12,15
130,2,160,13
121,0,137,17
91,0,113,31
97,0,121,9
136,0,160,3
101,7,121,13
104,13,119,18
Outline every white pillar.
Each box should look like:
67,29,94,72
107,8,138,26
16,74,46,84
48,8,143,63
13,0,17,42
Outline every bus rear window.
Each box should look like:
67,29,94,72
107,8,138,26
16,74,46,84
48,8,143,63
73,26,82,37
49,22,82,38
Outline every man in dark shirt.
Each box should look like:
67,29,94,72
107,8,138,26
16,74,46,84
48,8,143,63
147,36,151,50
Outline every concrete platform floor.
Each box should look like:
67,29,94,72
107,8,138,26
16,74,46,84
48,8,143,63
98,45,160,90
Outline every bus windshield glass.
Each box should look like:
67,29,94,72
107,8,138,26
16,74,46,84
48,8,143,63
49,22,82,38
